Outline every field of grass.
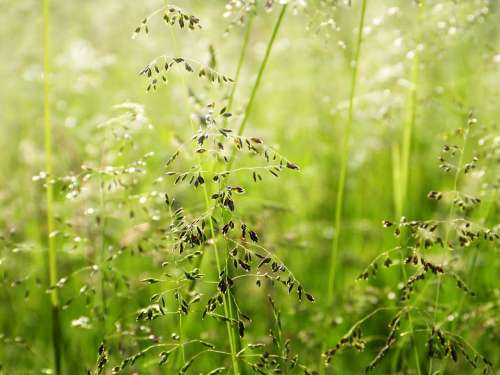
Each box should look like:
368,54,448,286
0,1,498,374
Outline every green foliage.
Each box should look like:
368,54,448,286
0,1,498,374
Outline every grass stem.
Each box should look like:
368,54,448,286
168,26,241,375
235,5,287,138
396,43,419,218
432,117,471,374
391,3,424,372
327,0,367,305
43,0,62,373
189,11,256,291
326,0,367,309
226,12,255,125
321,2,367,372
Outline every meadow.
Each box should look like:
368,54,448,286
0,0,498,374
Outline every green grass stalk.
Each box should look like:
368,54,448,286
43,0,62,373
98,178,108,336
390,4,423,372
395,255,422,375
168,5,288,372
225,12,255,126
326,0,367,308
188,10,256,291
219,8,288,371
321,2,367,372
191,5,287,289
204,191,241,374
433,119,471,375
396,45,419,218
234,5,288,139
168,27,241,374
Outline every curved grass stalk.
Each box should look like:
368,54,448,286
435,36,491,375
389,250,422,374
220,8,288,371
43,1,62,373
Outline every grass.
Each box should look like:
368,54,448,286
326,0,368,304
322,2,368,371
1,1,499,374
164,6,288,372
167,25,241,374
234,4,288,139
42,0,62,373
391,3,423,373
434,113,472,375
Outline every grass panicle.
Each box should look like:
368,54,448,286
1,1,498,374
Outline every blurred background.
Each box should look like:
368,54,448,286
0,0,498,373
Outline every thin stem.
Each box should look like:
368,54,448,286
226,12,255,124
343,307,406,337
188,12,256,290
43,0,62,373
203,192,240,374
433,119,471,374
391,3,424,372
397,41,420,218
234,5,287,137
167,26,241,375
162,204,186,373
271,304,288,374
327,0,367,307
170,200,186,370
177,313,186,366
187,3,287,312
407,288,423,375
394,0,425,217
98,176,107,335
193,5,288,365
321,2,367,373
391,255,422,375
166,5,288,373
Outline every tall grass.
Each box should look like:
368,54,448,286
433,113,471,375
179,3,289,358
322,2,367,372
167,25,242,374
223,7,288,372
2,1,498,374
391,3,424,373
189,10,256,289
234,4,287,139
216,7,288,372
225,12,255,123
393,38,420,219
42,0,62,373
326,0,367,306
